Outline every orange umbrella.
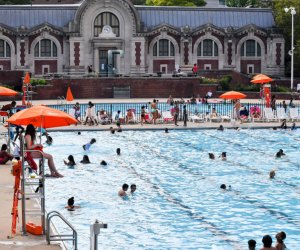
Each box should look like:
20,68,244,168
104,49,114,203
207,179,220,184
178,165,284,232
219,91,246,99
7,105,77,128
0,86,18,96
251,74,273,84
23,72,31,84
66,87,74,102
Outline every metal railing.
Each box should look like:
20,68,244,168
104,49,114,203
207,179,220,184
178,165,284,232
47,101,300,123
46,211,78,250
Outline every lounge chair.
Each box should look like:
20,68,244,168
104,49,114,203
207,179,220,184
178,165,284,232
263,108,278,122
289,108,300,121
162,111,173,123
189,114,205,123
276,107,288,121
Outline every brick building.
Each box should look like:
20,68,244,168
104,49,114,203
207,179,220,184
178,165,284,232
0,0,285,77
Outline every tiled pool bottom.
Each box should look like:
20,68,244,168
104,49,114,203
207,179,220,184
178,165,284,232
44,129,300,249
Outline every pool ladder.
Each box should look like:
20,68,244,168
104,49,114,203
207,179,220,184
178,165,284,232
46,211,78,250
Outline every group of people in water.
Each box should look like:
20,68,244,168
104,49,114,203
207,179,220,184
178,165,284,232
248,232,287,250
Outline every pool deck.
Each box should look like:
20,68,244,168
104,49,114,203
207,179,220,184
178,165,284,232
0,98,296,249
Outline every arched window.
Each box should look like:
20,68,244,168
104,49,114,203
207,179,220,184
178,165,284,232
153,39,175,57
241,40,261,57
94,12,120,37
197,39,218,57
0,39,11,58
34,39,57,57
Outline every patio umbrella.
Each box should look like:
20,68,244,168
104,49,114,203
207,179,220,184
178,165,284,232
219,91,246,99
0,86,18,96
7,105,77,128
251,74,273,84
66,87,74,102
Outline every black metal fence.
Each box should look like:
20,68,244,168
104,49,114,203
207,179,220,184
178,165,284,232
47,101,300,122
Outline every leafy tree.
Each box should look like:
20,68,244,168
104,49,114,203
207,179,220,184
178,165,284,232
225,0,260,7
273,0,300,76
146,0,206,7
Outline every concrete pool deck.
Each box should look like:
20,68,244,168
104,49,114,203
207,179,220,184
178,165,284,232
0,98,297,249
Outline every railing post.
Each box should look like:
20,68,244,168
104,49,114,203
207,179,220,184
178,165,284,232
90,220,107,250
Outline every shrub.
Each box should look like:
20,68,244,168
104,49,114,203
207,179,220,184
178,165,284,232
30,79,47,86
219,75,232,91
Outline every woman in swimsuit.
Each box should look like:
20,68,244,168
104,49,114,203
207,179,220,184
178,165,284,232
151,99,158,124
25,124,63,177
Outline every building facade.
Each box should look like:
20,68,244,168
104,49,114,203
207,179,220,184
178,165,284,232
0,0,285,76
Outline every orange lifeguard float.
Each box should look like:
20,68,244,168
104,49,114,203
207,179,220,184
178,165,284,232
26,222,43,235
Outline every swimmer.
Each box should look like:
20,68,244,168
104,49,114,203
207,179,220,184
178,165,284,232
110,127,115,134
248,239,256,250
65,197,80,211
45,135,53,145
291,122,296,130
130,184,136,194
100,160,107,166
269,170,276,179
165,128,169,133
118,183,129,197
116,148,121,155
276,149,285,158
220,152,227,161
275,231,286,250
83,138,96,151
80,155,90,164
261,235,276,250
64,155,76,167
220,184,226,190
78,132,81,135
208,153,215,160
217,125,224,131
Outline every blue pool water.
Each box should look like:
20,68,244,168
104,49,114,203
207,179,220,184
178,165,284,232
44,129,300,249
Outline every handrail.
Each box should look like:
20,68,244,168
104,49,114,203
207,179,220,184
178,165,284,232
46,210,78,250
57,96,65,105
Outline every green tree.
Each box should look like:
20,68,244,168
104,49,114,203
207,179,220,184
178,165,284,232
273,0,300,76
225,0,260,7
146,0,206,7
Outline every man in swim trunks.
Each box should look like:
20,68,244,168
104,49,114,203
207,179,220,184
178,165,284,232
118,183,129,197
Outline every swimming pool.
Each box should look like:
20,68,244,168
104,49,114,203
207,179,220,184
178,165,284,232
44,129,300,249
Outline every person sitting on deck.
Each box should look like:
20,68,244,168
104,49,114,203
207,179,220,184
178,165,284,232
250,106,261,119
1,101,16,116
125,109,134,124
0,144,13,164
239,106,249,122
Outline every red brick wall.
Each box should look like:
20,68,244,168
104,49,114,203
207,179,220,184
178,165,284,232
240,60,261,74
197,59,218,70
135,42,141,66
0,60,11,70
153,59,175,73
34,60,58,74
33,78,219,99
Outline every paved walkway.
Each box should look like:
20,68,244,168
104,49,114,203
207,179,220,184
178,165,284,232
0,98,295,250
